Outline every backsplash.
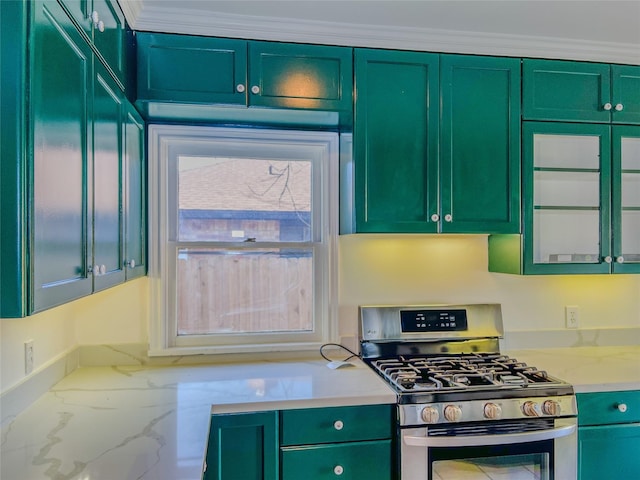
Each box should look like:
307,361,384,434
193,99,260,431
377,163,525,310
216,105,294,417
2,235,639,395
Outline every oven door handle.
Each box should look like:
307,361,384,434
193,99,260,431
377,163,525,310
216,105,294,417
403,424,576,448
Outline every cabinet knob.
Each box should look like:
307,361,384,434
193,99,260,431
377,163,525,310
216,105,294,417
615,103,624,111
604,256,613,263
617,403,628,413
616,256,625,264
430,214,440,222
99,264,107,275
91,10,99,24
125,259,136,268
333,465,344,475
236,84,245,93
603,103,612,111
444,214,453,222
333,420,344,431
251,85,260,95
97,20,105,32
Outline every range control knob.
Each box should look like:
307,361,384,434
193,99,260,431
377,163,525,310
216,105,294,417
421,406,440,424
483,402,502,420
443,404,463,422
542,400,562,416
522,401,541,417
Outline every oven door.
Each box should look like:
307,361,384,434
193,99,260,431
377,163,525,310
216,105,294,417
400,417,577,480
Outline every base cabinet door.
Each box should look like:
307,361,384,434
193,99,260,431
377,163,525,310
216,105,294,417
281,440,392,480
204,411,279,480
578,424,640,480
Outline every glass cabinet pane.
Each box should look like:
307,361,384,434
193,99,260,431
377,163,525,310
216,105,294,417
533,210,600,263
534,171,600,207
533,134,600,169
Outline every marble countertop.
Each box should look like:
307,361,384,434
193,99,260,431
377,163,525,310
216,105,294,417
2,346,639,480
505,345,640,393
0,358,396,480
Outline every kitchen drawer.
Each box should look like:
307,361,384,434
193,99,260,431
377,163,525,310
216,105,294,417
577,390,640,426
280,404,393,446
281,439,392,480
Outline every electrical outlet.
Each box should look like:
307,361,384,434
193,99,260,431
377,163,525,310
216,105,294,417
565,306,580,329
24,340,34,375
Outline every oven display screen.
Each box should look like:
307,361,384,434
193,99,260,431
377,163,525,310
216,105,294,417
400,309,468,332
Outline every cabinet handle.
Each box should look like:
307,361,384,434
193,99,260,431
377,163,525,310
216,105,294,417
91,10,99,24
617,403,628,413
616,256,625,264
430,214,440,222
333,420,344,431
99,264,107,275
251,85,260,95
444,214,453,222
604,256,613,264
97,20,105,33
615,103,624,111
603,103,612,111
236,84,245,93
125,259,136,268
333,465,344,476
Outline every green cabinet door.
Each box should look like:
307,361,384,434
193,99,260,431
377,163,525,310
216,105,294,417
578,424,640,480
90,0,126,86
612,65,640,125
0,0,28,317
136,32,247,105
523,59,611,123
204,411,279,480
92,60,124,291
31,0,93,312
123,103,146,279
612,126,640,273
248,41,352,111
354,48,439,233
440,55,521,234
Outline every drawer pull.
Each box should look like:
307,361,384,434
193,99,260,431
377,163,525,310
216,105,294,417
617,403,628,413
333,420,344,431
333,465,344,475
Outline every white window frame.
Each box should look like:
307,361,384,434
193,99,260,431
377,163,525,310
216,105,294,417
147,125,339,356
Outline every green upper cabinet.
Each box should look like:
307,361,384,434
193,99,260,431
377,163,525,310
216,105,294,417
489,122,640,275
354,48,439,233
440,55,521,234
248,41,352,111
353,49,520,234
123,103,147,280
1,0,141,317
31,0,94,311
136,33,247,105
136,32,352,123
523,59,640,125
57,0,127,89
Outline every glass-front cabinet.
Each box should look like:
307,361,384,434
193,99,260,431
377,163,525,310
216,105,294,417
521,122,640,274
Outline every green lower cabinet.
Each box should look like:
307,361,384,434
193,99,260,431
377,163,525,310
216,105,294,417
204,405,395,480
281,440,392,480
577,391,640,480
205,411,279,480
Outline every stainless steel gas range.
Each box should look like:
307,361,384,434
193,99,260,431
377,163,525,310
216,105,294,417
359,304,577,480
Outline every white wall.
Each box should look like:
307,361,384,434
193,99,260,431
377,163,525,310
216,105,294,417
2,235,639,394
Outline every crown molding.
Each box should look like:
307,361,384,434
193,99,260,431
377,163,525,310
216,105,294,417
130,8,640,65
117,0,143,27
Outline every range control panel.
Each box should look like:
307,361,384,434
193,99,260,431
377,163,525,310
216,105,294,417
400,309,468,332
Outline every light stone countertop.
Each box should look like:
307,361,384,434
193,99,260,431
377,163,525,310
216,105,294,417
2,346,639,480
505,345,640,393
0,358,396,480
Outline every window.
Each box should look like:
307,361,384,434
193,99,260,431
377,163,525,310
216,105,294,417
148,126,338,354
